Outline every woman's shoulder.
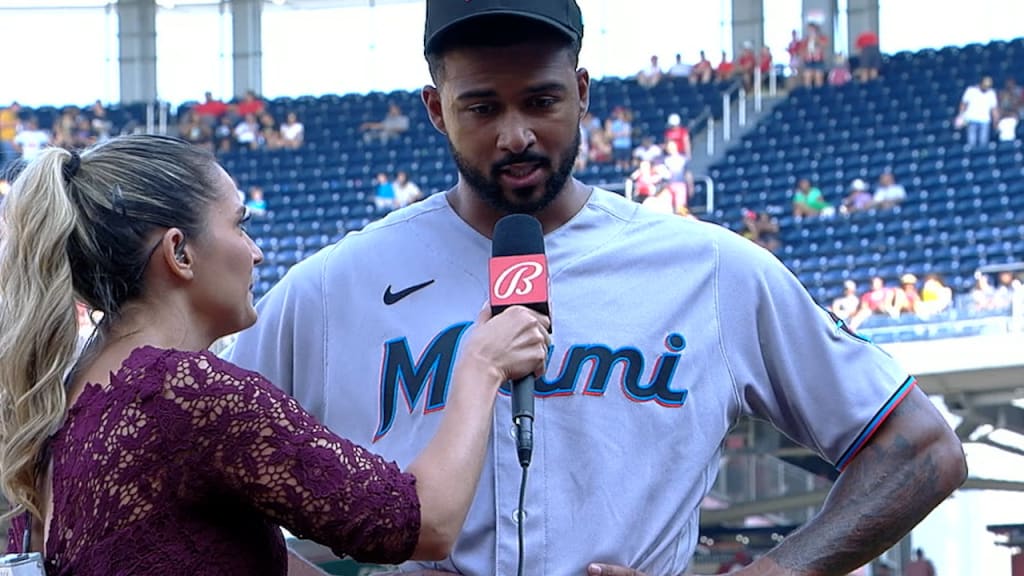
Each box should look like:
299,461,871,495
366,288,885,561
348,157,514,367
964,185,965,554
123,346,264,395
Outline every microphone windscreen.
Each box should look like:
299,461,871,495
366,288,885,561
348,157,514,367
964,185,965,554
491,214,545,258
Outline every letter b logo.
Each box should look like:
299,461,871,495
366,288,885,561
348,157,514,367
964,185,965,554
489,255,549,306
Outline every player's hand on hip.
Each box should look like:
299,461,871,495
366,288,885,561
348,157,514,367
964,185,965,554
464,303,551,383
586,563,648,576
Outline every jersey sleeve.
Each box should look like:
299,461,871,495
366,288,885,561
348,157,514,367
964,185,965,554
226,249,328,421
169,351,421,564
716,233,914,470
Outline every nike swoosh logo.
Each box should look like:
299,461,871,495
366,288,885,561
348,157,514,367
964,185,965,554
383,280,435,305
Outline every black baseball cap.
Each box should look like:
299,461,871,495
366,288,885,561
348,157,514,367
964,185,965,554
424,0,583,53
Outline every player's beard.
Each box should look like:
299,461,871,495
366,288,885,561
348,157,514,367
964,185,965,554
449,128,580,215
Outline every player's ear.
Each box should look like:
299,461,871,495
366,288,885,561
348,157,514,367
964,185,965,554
576,68,590,118
422,85,447,136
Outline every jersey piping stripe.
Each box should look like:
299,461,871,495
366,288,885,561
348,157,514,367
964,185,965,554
835,376,917,471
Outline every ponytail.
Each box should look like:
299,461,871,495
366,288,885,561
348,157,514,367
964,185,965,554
0,148,83,522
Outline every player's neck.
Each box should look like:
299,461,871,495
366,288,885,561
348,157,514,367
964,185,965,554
448,179,591,238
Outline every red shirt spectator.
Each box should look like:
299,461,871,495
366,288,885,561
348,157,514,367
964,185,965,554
737,48,756,73
665,124,690,157
717,52,734,80
855,31,879,50
759,47,773,75
236,90,265,117
193,92,228,119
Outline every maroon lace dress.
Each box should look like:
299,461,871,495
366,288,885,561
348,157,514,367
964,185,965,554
6,346,420,575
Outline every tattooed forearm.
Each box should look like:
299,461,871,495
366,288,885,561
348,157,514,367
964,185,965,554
763,388,967,576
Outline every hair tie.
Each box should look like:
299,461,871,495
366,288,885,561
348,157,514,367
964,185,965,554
62,150,81,183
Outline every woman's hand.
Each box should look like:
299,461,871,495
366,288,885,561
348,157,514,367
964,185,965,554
461,304,551,385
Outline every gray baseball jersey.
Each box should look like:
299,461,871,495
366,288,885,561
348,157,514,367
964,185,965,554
228,188,913,575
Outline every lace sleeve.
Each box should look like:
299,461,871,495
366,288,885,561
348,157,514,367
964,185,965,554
164,351,421,564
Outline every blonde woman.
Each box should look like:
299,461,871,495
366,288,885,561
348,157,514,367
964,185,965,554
0,135,550,575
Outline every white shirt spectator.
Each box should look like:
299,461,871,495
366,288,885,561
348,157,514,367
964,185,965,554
393,180,422,207
997,116,1018,142
667,57,690,78
874,183,906,205
14,129,50,161
633,143,663,163
281,121,304,144
962,85,998,123
234,121,258,144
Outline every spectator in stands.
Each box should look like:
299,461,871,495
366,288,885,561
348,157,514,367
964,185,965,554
969,272,996,312
905,548,937,576
801,23,829,88
72,117,97,148
786,30,804,84
12,117,51,162
587,125,612,164
89,100,113,143
193,91,229,125
827,54,853,87
581,111,602,138
214,115,235,153
740,208,780,253
919,274,953,317
361,103,410,145
236,89,266,118
606,106,633,170
392,171,423,208
280,112,304,150
849,276,897,329
873,172,906,209
373,172,396,211
667,53,690,79
234,113,261,150
759,46,774,86
245,185,268,218
853,30,881,83
715,51,735,83
661,140,692,212
629,159,668,202
992,271,1020,312
0,102,21,165
792,178,832,217
664,113,691,158
736,42,757,91
258,112,283,150
690,50,714,85
958,76,999,147
841,178,873,213
892,274,922,317
632,136,663,165
52,108,78,149
831,280,860,322
998,78,1022,119
179,111,213,151
996,111,1018,143
637,55,662,89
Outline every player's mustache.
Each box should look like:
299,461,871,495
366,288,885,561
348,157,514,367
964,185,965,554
492,153,551,174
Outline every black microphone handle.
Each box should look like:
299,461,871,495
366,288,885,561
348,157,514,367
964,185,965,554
511,374,535,467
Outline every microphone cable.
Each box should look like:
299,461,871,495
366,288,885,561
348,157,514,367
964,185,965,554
516,461,528,576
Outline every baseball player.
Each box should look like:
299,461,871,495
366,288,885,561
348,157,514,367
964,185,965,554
228,1,967,574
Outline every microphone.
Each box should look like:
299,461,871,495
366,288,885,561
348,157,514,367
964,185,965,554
489,214,550,468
